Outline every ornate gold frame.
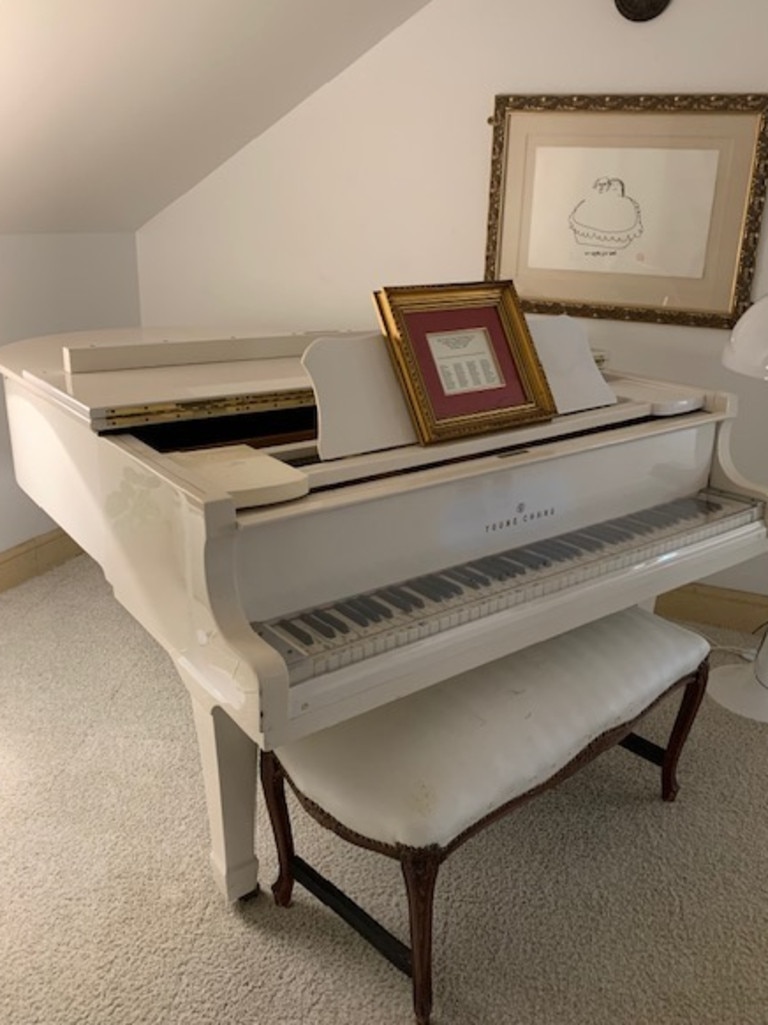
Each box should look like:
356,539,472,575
485,94,768,328
374,280,555,444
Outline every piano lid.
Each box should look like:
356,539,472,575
1,328,320,431
0,324,713,470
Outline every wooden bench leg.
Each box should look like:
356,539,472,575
260,750,296,906
662,660,709,802
401,850,441,1025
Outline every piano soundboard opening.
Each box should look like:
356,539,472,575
123,394,709,501
127,403,317,453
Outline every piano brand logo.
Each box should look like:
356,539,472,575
485,502,556,533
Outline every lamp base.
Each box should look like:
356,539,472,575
707,664,768,722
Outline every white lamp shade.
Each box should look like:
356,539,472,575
722,294,768,379
710,292,768,722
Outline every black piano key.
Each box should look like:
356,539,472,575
388,585,425,610
427,574,459,597
604,521,638,539
551,537,587,556
494,549,529,574
694,496,722,513
563,531,604,552
348,597,382,623
580,523,632,544
417,574,452,599
506,548,550,570
663,498,699,515
443,567,482,590
359,595,393,619
673,496,721,517
614,514,655,535
493,553,528,576
462,565,492,586
335,601,369,627
524,544,563,564
492,555,527,578
277,619,315,647
491,555,525,578
498,557,533,582
467,558,493,577
408,577,447,602
314,609,350,634
430,573,464,597
528,539,576,562
376,588,415,612
626,508,674,528
300,612,336,639
470,557,510,581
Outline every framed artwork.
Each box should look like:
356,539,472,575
485,93,768,328
374,280,555,444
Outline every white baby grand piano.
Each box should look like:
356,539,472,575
1,322,767,901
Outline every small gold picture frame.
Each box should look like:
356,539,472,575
374,280,555,445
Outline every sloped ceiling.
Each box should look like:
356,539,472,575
0,0,430,233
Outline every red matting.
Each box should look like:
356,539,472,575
403,306,527,418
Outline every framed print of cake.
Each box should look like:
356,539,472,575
485,94,768,328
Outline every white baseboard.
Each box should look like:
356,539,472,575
0,529,82,593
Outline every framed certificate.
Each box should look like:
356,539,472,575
374,280,555,444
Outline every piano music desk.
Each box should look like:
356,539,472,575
260,606,710,1025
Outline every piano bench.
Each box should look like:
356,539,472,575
260,606,710,1025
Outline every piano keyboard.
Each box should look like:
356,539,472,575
255,491,763,684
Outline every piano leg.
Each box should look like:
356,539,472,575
190,697,260,901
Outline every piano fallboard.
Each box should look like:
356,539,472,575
259,492,761,684
253,490,766,743
235,413,719,623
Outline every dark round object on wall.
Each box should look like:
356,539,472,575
615,0,671,21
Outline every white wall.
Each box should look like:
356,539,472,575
137,0,768,594
0,233,139,551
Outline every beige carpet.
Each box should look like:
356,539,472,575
1,555,767,1025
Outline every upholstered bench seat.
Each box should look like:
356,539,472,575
261,606,710,1025
274,607,709,850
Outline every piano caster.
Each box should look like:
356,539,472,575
236,884,261,903
208,851,261,904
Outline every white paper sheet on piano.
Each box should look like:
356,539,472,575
527,314,617,414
